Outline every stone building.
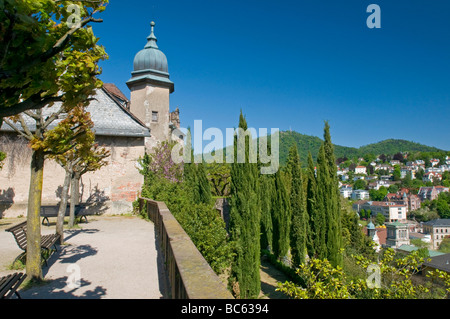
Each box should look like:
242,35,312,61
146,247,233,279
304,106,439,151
422,219,450,250
0,22,181,217
385,222,410,248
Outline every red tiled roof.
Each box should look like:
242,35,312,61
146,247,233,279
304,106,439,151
103,83,129,103
376,228,387,245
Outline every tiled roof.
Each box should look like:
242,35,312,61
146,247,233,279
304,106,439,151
423,253,450,273
0,88,150,138
423,219,450,227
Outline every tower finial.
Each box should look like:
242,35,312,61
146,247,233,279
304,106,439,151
145,21,158,49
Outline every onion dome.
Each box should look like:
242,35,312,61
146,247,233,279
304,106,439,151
127,22,174,93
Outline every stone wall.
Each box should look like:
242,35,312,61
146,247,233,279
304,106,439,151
0,133,145,218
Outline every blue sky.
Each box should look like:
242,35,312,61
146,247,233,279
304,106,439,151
93,0,450,151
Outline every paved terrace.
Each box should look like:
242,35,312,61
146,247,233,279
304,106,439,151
0,216,168,299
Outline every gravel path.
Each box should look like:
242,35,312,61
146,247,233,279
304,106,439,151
0,216,168,299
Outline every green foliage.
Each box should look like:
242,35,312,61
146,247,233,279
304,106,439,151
286,145,307,267
370,186,388,201
438,237,450,253
271,168,291,260
206,162,231,197
0,0,108,118
228,111,261,299
0,151,5,170
317,122,343,268
278,249,449,299
277,258,352,299
418,192,450,219
140,143,233,275
306,151,326,260
278,131,445,167
259,174,273,252
375,213,386,226
353,179,366,190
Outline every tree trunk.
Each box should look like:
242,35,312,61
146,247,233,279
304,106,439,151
68,173,80,228
56,168,71,243
26,148,45,281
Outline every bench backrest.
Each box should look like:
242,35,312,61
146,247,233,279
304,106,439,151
5,221,27,251
40,205,85,217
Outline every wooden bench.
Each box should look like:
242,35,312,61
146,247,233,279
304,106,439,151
40,204,92,226
0,273,26,299
5,221,59,266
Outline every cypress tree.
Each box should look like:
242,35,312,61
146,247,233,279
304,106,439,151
259,174,274,252
286,145,307,266
322,122,343,267
311,148,327,260
271,168,291,261
305,152,316,259
229,111,261,299
196,162,212,205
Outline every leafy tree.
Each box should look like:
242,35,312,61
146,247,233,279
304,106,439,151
47,107,109,239
375,213,385,226
278,249,448,299
229,111,261,298
393,165,401,181
388,184,399,194
0,0,107,281
370,186,388,201
206,162,231,197
0,0,108,120
438,237,450,254
353,179,367,190
140,143,233,275
393,152,404,162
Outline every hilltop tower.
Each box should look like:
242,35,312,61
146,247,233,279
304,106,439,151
126,22,178,152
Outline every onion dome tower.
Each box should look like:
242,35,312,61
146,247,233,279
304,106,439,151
126,22,174,151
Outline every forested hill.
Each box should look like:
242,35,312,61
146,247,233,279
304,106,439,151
279,131,446,166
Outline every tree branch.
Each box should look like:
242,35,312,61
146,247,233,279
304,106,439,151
2,118,33,141
0,94,63,118
39,17,103,66
42,105,66,130
18,114,34,139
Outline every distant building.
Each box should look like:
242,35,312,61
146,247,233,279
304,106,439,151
422,219,450,250
383,191,421,213
351,189,370,200
422,172,442,183
418,186,449,201
355,166,367,175
430,159,440,167
366,221,381,252
358,201,407,223
339,185,353,199
0,22,183,217
386,222,410,248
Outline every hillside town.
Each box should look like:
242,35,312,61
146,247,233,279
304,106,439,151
338,153,450,263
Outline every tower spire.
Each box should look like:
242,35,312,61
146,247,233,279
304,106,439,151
145,21,158,49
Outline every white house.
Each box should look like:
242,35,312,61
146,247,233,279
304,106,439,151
400,167,415,179
423,172,442,183
340,185,353,199
359,201,407,223
430,159,440,167
351,189,370,200
355,166,367,175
